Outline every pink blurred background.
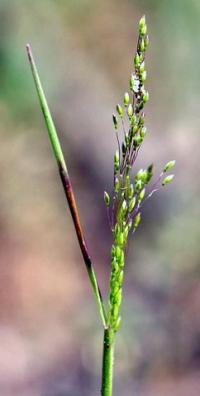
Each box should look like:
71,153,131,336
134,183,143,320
0,1,200,395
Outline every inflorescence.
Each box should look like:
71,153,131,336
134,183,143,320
104,16,175,333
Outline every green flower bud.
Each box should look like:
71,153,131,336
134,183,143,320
118,251,125,268
125,133,129,145
143,91,149,103
147,164,153,173
114,223,120,238
114,150,120,172
139,38,145,53
112,114,118,130
116,232,124,247
162,174,174,186
163,160,176,173
128,196,136,212
111,245,116,258
112,305,118,321
115,245,122,259
122,199,127,213
117,289,122,306
133,135,143,148
122,142,126,157
139,62,145,73
104,191,110,206
139,135,144,144
140,126,147,138
110,278,116,291
146,164,154,183
110,294,115,305
132,126,138,136
134,212,141,228
114,177,120,193
136,101,144,112
144,35,149,48
114,316,121,332
123,226,129,241
128,184,134,199
140,24,147,36
141,70,147,82
116,104,123,118
127,103,133,117
128,219,133,231
111,259,119,273
131,114,137,125
112,284,120,297
138,188,145,203
134,53,140,67
135,169,143,181
139,15,146,30
125,175,130,186
135,179,142,191
139,113,145,126
123,92,130,107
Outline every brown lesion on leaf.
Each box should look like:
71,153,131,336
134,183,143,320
58,161,92,271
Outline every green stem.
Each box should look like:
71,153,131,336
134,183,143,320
101,329,115,396
26,43,107,328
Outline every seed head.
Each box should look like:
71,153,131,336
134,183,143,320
107,16,175,332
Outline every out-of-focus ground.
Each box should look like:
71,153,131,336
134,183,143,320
0,0,200,395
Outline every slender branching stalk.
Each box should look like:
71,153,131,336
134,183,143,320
26,15,175,396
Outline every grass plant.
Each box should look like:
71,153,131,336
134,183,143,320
26,16,175,396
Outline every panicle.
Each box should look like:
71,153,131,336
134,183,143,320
105,15,175,333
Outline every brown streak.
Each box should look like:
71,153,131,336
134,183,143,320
58,164,92,270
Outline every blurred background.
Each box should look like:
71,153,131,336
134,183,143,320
0,0,200,395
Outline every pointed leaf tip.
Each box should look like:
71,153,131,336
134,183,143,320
26,44,33,62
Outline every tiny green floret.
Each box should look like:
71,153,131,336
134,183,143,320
127,103,133,117
116,104,123,118
162,174,174,186
112,114,118,130
123,92,130,107
163,160,176,172
104,191,111,207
